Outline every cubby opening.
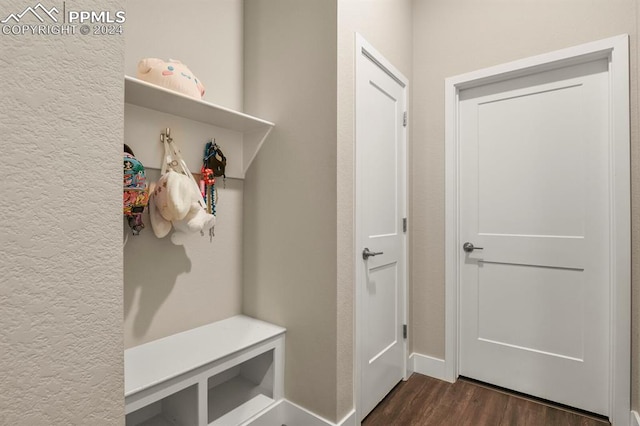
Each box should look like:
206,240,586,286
126,384,198,426
207,349,275,426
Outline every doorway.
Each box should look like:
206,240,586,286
445,35,630,424
355,34,409,422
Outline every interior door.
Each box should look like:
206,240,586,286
458,58,610,415
356,38,407,420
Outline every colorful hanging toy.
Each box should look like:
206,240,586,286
203,139,226,204
200,140,227,239
204,139,227,185
200,165,216,217
123,144,149,235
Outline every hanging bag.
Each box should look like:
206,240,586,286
204,140,227,178
149,129,215,239
123,144,149,235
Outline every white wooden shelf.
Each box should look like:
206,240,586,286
125,315,285,426
136,414,174,426
124,76,274,133
124,76,274,178
208,379,273,426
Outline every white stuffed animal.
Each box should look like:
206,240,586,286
137,58,205,99
149,170,216,239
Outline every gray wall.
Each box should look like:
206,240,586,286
0,0,125,424
243,1,414,422
123,172,244,349
123,0,245,349
243,0,339,421
635,1,640,409
410,0,640,409
124,0,243,111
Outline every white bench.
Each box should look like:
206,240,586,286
124,315,286,426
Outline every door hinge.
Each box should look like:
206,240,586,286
403,324,407,339
403,217,407,233
403,111,407,127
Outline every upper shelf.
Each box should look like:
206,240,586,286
124,76,274,178
124,76,274,132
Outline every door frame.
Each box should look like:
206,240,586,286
444,35,630,425
354,33,409,423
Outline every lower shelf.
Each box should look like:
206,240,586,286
208,376,274,426
135,414,177,426
126,384,198,426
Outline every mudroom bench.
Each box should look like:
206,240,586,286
124,315,286,426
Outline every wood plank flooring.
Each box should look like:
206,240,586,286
362,374,610,426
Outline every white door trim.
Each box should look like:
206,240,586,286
354,32,409,424
444,35,630,425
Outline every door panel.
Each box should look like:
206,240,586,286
365,262,399,362
477,85,587,237
364,81,399,238
356,41,406,420
459,58,610,415
477,263,584,360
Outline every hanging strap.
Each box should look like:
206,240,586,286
161,129,207,211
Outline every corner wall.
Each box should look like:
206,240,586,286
633,0,640,412
0,0,125,423
243,0,339,421
411,0,639,410
124,0,243,111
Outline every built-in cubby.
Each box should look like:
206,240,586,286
207,350,275,425
124,316,285,426
126,384,198,426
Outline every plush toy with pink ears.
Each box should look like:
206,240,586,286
147,129,216,242
137,58,205,99
148,170,216,239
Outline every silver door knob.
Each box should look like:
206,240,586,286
463,242,483,253
362,248,383,260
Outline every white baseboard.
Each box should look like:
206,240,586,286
406,353,415,378
280,400,332,426
631,410,640,426
242,400,284,426
249,399,356,426
336,409,357,426
410,352,449,382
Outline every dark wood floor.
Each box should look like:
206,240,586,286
362,374,610,426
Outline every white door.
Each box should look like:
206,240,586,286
356,36,407,420
459,58,610,415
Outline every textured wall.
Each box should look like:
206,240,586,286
123,1,244,348
0,0,125,424
411,0,638,400
243,0,339,421
337,0,413,419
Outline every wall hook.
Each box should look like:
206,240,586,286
160,128,173,144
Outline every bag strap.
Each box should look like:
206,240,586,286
161,129,207,211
